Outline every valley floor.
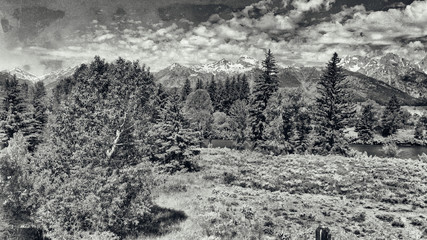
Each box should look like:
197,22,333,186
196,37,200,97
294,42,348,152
141,148,427,240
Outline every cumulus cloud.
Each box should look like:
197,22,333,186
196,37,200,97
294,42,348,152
2,0,426,74
292,0,336,12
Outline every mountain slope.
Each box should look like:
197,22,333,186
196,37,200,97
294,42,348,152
154,57,420,105
0,68,40,84
40,66,78,91
341,53,427,98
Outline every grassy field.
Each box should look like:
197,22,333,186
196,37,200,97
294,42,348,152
141,148,427,240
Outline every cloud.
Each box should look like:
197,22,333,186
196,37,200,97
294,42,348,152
292,0,336,12
1,0,426,75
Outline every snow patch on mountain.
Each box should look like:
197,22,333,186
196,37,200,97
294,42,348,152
190,56,261,74
1,68,40,83
39,66,78,86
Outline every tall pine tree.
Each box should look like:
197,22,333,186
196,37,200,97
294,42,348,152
249,49,278,146
27,81,48,151
311,52,354,155
239,74,250,100
181,78,192,101
208,76,218,110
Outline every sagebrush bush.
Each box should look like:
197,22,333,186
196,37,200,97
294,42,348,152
418,153,427,163
381,142,400,158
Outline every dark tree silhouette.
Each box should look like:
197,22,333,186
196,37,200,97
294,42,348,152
181,78,192,101
311,52,354,155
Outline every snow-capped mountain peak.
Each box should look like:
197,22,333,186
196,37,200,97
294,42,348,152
341,53,427,98
1,68,40,83
190,56,260,74
237,55,260,66
167,63,186,70
39,66,78,86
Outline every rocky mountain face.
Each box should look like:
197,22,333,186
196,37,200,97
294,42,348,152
154,56,262,89
341,53,427,99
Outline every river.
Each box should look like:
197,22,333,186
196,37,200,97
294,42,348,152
203,140,427,159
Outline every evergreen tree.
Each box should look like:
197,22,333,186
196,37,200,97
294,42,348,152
195,78,204,90
31,57,156,238
0,76,28,146
414,114,427,140
151,83,169,122
311,53,354,155
239,74,250,100
27,81,48,151
291,106,312,153
184,89,213,139
221,77,232,112
229,99,249,145
380,95,402,137
230,77,238,102
181,78,192,101
208,76,218,110
148,92,200,172
216,79,225,112
355,104,376,144
249,49,279,145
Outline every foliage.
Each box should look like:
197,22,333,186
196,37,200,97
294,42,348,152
228,100,249,145
414,114,427,140
249,49,278,146
0,132,34,222
355,103,377,144
0,76,29,147
181,78,192,101
262,90,312,154
212,111,232,139
148,93,200,172
381,142,401,158
207,76,218,109
184,89,213,139
380,95,403,137
311,53,354,156
27,81,48,151
195,78,204,90
29,56,156,238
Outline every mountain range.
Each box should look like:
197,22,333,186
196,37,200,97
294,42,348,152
1,53,427,105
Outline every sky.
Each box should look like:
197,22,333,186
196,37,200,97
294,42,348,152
0,0,426,75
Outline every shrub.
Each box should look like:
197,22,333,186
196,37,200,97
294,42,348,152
223,172,237,184
418,153,427,163
381,142,400,158
375,214,394,222
391,218,405,228
351,212,366,223
33,163,153,239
